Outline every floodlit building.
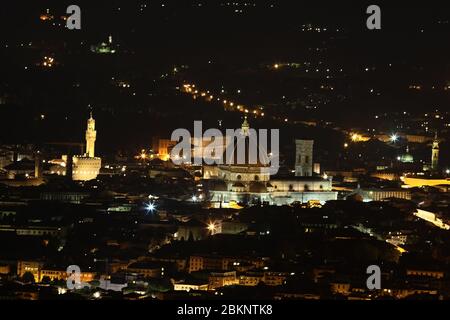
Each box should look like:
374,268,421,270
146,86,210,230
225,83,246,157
295,139,314,177
350,187,412,202
402,176,450,188
402,134,448,187
173,279,209,292
72,113,102,181
205,119,337,207
399,146,414,163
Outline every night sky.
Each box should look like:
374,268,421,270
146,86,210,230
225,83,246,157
1,1,450,154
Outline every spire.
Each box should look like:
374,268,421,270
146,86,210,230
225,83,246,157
431,131,439,171
433,131,440,148
241,116,249,136
89,111,93,119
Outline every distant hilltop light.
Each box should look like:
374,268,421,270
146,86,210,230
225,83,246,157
91,35,116,54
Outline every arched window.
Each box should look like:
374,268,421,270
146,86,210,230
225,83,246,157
237,175,242,180
254,175,259,181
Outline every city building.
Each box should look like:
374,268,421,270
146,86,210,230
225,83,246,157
351,187,412,202
205,120,337,207
401,134,449,187
402,176,450,188
72,113,102,181
40,268,96,283
17,261,44,283
126,261,165,278
208,271,239,290
173,279,209,292
152,138,177,161
188,255,266,273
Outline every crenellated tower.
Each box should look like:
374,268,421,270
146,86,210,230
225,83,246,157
85,112,97,158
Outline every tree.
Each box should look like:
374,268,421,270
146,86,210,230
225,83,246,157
147,278,173,293
41,276,51,284
22,272,36,284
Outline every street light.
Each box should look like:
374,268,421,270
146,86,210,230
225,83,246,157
145,201,156,213
207,221,218,234
351,133,360,142
390,134,398,143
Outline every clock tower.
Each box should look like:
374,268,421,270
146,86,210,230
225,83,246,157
85,112,97,158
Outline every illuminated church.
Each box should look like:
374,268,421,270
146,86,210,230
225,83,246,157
204,119,337,207
72,113,102,181
402,132,450,187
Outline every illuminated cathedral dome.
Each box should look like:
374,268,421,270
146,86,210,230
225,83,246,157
223,117,270,168
400,146,414,163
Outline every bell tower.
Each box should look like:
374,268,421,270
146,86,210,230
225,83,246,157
85,112,97,158
431,132,439,171
295,139,314,177
241,116,249,136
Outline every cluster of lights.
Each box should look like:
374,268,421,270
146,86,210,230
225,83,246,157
191,194,203,202
181,84,265,117
119,82,131,88
300,24,328,32
136,149,156,161
41,56,55,68
39,9,54,21
350,133,363,142
409,85,422,90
